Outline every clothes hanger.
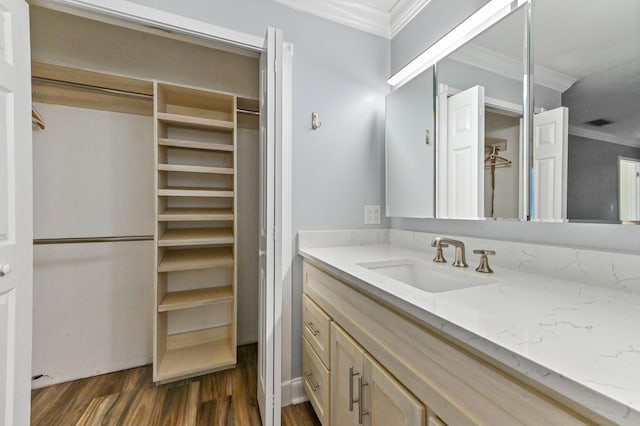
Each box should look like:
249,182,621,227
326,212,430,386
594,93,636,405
32,106,45,130
484,145,511,168
484,145,512,217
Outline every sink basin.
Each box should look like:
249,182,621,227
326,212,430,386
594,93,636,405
358,259,495,293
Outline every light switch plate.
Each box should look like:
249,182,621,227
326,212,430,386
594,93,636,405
364,205,381,225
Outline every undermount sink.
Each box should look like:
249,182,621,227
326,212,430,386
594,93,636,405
358,258,495,293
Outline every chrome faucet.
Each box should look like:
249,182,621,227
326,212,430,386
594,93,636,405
431,237,468,268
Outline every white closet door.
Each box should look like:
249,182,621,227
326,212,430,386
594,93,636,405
446,85,484,219
258,27,283,426
0,0,33,424
532,107,568,221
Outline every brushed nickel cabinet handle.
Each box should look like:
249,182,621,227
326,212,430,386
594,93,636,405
304,371,319,392
304,321,319,336
358,375,369,424
349,366,359,411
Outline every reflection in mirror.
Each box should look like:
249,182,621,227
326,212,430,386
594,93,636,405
531,0,640,224
435,6,526,220
386,67,435,218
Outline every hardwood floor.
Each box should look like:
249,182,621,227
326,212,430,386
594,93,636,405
31,344,320,426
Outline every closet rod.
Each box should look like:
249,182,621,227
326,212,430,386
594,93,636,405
34,235,153,245
32,77,153,100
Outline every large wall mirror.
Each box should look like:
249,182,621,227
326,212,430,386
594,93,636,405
385,0,640,226
435,5,526,220
386,67,435,218
531,0,640,224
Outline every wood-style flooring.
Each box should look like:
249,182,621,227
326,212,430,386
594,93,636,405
31,344,320,426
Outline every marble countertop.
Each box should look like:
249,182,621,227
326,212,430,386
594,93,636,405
299,244,640,425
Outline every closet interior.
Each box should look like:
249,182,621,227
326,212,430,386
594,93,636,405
30,6,260,387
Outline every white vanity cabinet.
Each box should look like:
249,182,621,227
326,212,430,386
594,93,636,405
302,260,600,426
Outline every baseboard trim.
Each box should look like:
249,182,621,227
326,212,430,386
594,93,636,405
281,377,308,406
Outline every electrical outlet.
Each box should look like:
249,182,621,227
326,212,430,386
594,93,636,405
364,205,381,225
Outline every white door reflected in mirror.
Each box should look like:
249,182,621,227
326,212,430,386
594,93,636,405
619,158,640,222
531,107,568,222
437,85,485,220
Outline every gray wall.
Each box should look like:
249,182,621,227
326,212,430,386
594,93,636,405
390,1,640,253
127,0,390,380
391,0,490,74
568,136,640,222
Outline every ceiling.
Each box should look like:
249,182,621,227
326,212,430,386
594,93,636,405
272,0,432,38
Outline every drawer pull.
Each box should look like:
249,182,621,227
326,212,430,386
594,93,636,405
358,375,369,424
304,321,319,336
304,371,319,392
349,366,359,411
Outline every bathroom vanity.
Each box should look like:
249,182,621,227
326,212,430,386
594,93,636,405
298,230,640,426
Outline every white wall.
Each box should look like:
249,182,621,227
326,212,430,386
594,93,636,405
31,103,154,387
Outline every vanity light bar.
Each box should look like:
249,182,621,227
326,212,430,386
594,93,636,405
387,0,527,88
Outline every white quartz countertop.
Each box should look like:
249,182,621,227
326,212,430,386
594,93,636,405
299,244,640,425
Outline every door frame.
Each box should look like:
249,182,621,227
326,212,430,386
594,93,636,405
28,0,295,411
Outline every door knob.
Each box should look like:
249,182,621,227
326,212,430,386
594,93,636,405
0,264,11,277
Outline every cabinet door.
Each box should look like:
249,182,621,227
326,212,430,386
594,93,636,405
362,353,425,426
330,323,364,426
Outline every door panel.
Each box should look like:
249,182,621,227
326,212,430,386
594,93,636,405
0,0,32,424
258,27,283,426
532,107,568,221
363,353,425,426
330,323,363,426
446,86,484,219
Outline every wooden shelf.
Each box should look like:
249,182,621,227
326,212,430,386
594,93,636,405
158,186,234,198
158,164,234,175
158,228,234,247
157,332,234,382
158,286,233,312
158,247,233,272
157,112,234,132
154,82,237,384
158,138,234,152
158,208,234,222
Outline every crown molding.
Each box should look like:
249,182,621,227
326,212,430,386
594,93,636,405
569,125,640,149
273,0,390,38
449,43,577,93
273,0,430,39
390,0,432,38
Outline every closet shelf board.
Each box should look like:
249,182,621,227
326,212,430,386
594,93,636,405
158,286,234,312
158,228,234,247
158,208,234,222
157,112,234,132
157,334,234,382
158,164,234,175
158,138,234,152
158,187,234,198
158,247,233,272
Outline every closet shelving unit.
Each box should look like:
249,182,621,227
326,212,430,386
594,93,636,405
154,81,238,383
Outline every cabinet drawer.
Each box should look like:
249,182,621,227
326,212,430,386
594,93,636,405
303,294,331,367
303,337,330,426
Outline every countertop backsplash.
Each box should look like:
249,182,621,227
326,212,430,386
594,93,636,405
297,229,640,295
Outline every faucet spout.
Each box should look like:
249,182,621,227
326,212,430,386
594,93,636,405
431,237,468,268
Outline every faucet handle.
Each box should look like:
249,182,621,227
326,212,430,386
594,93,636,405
433,243,448,263
473,249,495,273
